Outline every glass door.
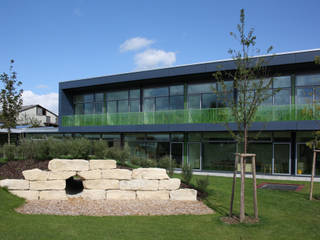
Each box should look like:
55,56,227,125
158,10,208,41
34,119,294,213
171,143,183,168
273,143,291,174
188,143,201,169
296,143,319,175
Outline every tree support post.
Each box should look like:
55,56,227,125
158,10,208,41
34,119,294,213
309,150,320,200
240,155,245,222
252,155,258,219
229,154,239,217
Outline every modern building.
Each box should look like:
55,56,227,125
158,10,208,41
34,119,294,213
58,49,320,176
17,105,58,127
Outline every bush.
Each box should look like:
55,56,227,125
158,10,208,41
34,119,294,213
182,163,193,185
68,138,91,159
33,140,50,161
92,140,108,159
158,155,176,177
47,138,69,159
17,139,34,160
104,147,130,165
196,176,210,193
2,144,16,161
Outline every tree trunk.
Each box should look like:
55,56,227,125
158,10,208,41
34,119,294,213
8,128,11,145
229,154,239,217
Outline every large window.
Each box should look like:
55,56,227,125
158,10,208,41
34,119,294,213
188,81,233,109
143,85,184,112
247,76,291,106
296,74,320,104
74,93,100,115
107,89,140,113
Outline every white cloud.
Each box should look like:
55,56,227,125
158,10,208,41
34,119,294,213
36,84,49,89
22,90,58,114
120,37,154,52
134,49,176,70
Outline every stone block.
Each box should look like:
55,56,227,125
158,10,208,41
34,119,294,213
136,191,169,200
89,160,116,170
132,168,169,180
10,190,39,200
159,178,181,190
81,189,105,200
77,170,101,180
30,180,66,190
170,189,197,201
102,169,132,180
83,179,119,190
120,179,158,191
106,190,136,200
22,169,49,181
48,159,89,172
48,171,76,180
39,191,67,200
0,179,29,190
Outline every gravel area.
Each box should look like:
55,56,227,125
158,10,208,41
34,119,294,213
16,199,214,216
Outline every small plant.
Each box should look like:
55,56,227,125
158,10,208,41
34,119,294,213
196,176,210,193
92,140,108,159
2,144,16,161
181,163,193,185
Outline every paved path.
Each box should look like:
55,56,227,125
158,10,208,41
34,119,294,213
175,170,320,182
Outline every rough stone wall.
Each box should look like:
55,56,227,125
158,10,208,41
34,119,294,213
0,159,197,201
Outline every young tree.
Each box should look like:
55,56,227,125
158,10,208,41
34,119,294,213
0,60,23,144
213,9,277,222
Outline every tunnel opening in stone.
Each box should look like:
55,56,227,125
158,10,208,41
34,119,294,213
65,176,84,195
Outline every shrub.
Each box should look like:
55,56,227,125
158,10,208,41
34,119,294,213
140,158,157,167
16,139,34,160
196,176,210,193
2,144,16,161
92,140,108,159
182,163,193,185
47,138,69,159
158,155,176,177
69,138,91,159
104,147,130,165
33,140,50,161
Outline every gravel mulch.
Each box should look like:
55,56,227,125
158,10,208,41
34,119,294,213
16,198,214,216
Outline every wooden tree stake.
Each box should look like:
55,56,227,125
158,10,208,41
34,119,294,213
309,150,319,200
252,156,258,219
229,154,239,217
240,155,245,222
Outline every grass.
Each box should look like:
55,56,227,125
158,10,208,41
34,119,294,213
0,175,320,240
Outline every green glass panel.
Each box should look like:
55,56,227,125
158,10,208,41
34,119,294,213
274,144,290,174
248,143,272,174
188,143,200,169
202,142,236,171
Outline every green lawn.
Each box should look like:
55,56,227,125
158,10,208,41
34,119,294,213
0,175,320,240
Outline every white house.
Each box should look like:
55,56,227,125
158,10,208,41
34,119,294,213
17,105,58,127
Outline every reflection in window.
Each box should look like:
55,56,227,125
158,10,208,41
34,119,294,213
296,74,320,86
202,93,217,109
156,97,169,111
188,95,200,109
274,89,290,105
297,88,313,104
143,98,154,112
170,95,184,110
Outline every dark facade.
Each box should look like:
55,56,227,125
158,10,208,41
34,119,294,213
59,49,320,176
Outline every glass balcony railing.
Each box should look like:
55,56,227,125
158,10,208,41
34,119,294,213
61,104,320,127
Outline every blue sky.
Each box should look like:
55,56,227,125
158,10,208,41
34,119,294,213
0,0,320,113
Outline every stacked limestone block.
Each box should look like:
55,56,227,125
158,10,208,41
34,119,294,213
0,159,197,201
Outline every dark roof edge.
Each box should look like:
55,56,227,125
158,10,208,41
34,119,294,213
60,48,320,90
